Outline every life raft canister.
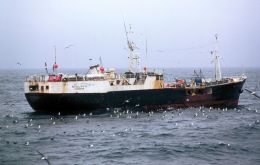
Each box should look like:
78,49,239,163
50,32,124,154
100,66,105,73
177,79,185,84
53,63,59,69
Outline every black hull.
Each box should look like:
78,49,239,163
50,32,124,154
25,80,245,113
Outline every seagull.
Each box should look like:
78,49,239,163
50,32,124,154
36,150,51,165
194,113,198,117
64,44,74,49
16,62,22,66
13,120,18,124
244,88,260,99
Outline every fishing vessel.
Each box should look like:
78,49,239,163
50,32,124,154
24,27,246,112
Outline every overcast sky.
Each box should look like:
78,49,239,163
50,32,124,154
0,0,259,69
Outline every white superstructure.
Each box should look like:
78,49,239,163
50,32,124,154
24,65,164,94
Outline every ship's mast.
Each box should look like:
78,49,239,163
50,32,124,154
54,45,56,64
211,34,222,81
53,45,59,74
123,22,140,73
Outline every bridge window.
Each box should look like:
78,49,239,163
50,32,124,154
29,85,38,91
156,75,164,80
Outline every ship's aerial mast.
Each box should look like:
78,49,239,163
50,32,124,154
54,45,56,64
211,34,222,81
123,21,140,73
99,56,103,66
53,45,59,74
144,37,148,71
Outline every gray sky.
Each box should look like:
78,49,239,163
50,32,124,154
0,0,259,69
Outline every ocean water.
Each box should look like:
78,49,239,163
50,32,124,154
0,68,259,165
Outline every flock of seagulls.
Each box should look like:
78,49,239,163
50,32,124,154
1,106,259,164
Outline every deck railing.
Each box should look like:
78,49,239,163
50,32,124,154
25,74,110,82
25,75,47,82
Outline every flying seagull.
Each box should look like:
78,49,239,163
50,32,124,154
36,150,51,165
244,88,260,99
17,62,22,66
64,44,74,49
